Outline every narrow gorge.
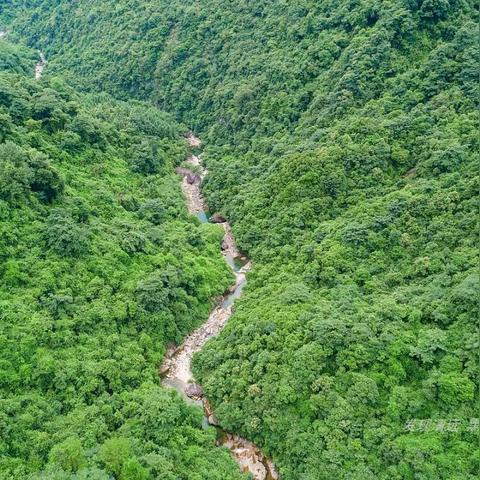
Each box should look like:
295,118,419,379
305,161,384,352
160,134,278,480
0,2,477,478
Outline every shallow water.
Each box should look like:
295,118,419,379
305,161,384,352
161,134,279,480
196,211,209,223
224,254,248,272
222,278,246,308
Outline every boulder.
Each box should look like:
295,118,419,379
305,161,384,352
267,460,280,480
208,414,220,426
210,213,227,223
187,173,200,184
203,399,219,425
185,383,204,399
174,168,200,184
159,362,170,376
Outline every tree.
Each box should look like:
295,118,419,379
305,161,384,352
99,437,132,477
120,458,149,480
138,198,165,225
28,150,64,202
0,141,32,204
44,208,90,256
48,437,87,473
128,139,167,175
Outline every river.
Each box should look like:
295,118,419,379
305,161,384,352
160,133,279,480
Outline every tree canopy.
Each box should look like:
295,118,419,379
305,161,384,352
0,1,478,478
0,39,243,480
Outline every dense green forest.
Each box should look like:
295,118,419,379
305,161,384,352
0,39,245,480
1,1,479,479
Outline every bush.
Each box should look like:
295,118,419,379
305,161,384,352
128,139,167,175
44,208,90,256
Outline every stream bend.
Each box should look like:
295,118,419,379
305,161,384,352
160,133,279,480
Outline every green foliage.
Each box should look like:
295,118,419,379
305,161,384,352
0,141,32,203
99,437,132,477
0,141,63,204
128,139,167,175
0,38,36,74
1,1,478,479
44,208,90,256
0,47,240,480
48,437,87,473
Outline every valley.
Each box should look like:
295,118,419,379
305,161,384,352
161,134,277,479
0,1,478,479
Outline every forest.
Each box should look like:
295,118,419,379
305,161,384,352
0,0,479,479
0,39,244,479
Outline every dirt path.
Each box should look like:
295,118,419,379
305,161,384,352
161,133,279,480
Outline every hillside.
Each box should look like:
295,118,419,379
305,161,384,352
1,1,479,479
0,39,244,480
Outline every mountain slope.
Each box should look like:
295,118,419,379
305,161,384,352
0,39,243,480
1,1,478,479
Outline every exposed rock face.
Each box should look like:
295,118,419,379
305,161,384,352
161,300,236,385
159,363,170,375
159,344,178,375
210,213,227,223
178,155,206,215
221,434,272,480
203,398,220,425
268,460,280,480
208,414,220,426
221,223,241,258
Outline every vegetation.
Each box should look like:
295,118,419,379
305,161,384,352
1,1,479,479
0,40,242,480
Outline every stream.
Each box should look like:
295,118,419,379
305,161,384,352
0,30,45,79
160,133,279,480
35,51,46,79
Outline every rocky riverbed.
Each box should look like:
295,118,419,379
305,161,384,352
35,51,46,79
161,133,279,480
